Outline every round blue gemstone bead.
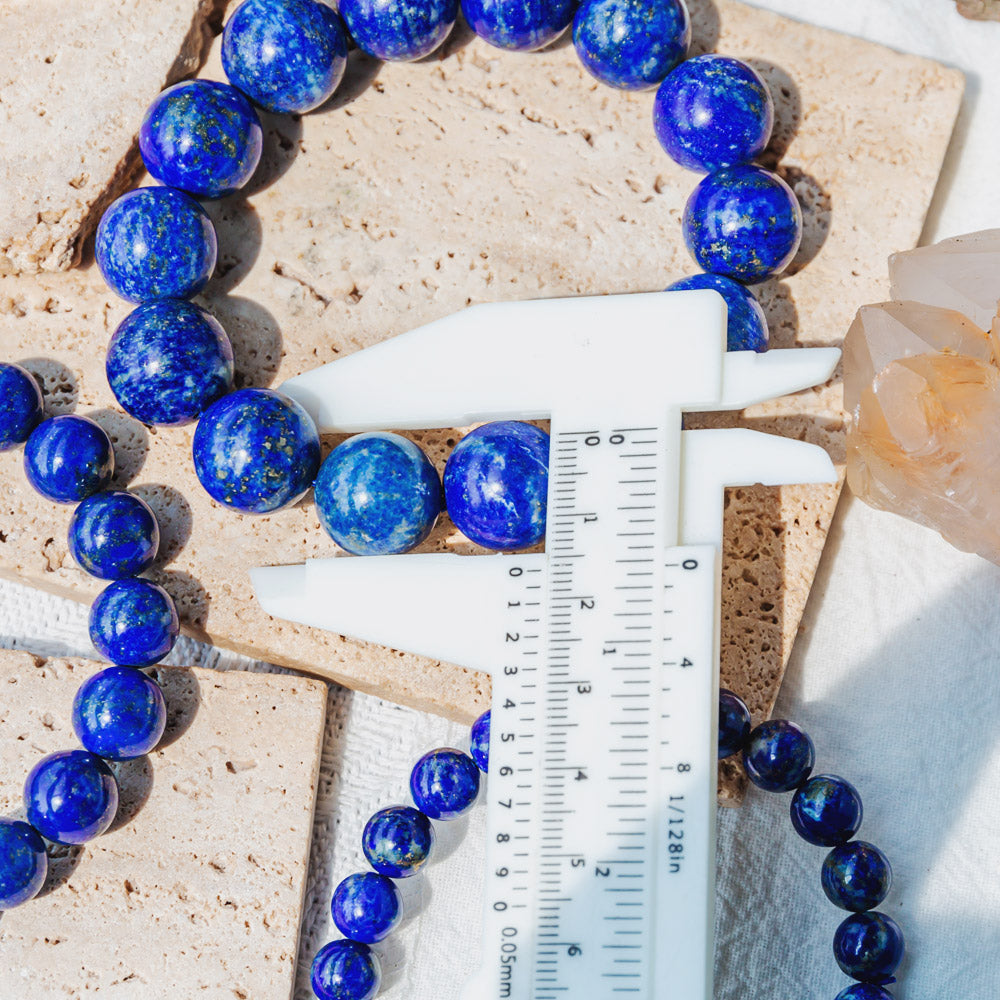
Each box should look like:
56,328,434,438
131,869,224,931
683,164,802,283
96,187,218,304
790,774,862,847
362,805,435,878
140,80,263,199
0,819,47,910
0,363,43,451
192,388,320,514
444,421,549,551
107,300,235,426
331,871,402,944
311,939,381,1000
24,415,114,504
340,0,456,60
666,273,768,352
24,749,119,846
72,666,167,760
89,579,180,667
410,748,481,820
717,688,750,759
462,0,574,51
470,709,490,772
822,841,892,912
742,719,813,792
573,0,690,91
835,986,895,1000
833,911,905,985
653,54,773,172
68,491,160,580
222,0,349,113
315,432,441,555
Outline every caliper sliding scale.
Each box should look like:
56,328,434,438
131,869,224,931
251,291,839,1000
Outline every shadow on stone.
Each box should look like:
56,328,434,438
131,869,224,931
687,0,721,55
316,50,382,116
747,58,803,166
17,357,79,416
203,197,264,295
152,666,202,751
156,569,212,635
132,483,193,566
87,407,150,488
36,841,85,900
201,292,284,390
780,165,832,276
106,755,154,834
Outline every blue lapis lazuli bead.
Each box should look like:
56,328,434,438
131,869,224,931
96,187,218,304
140,80,263,199
311,939,381,1000
462,0,575,51
833,911,905,985
835,986,895,1000
410,748,481,821
666,273,768,352
24,749,119,846
573,0,690,91
822,841,892,912
222,0,349,113
742,719,814,792
89,579,180,668
0,818,48,910
340,0,457,60
653,54,773,172
314,432,441,555
68,490,160,580
107,299,235,426
24,415,114,504
790,774,862,847
0,363,43,452
470,710,490,772
331,871,402,944
72,666,167,760
683,164,802,283
717,688,750,759
444,420,549,551
362,805,435,878
193,388,321,514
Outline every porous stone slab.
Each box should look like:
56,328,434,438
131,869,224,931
0,2,962,804
0,650,327,999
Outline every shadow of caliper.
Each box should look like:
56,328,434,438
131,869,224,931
251,290,839,1000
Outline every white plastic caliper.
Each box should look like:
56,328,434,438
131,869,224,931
251,291,839,1000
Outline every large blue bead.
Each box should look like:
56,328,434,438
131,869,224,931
24,415,114,504
835,986,895,1000
717,688,750,759
107,300,235,426
24,749,119,846
96,187,218,304
573,0,690,91
742,719,813,792
222,0,349,113
362,805,435,878
68,490,160,580
311,939,381,1000
470,709,490,772
462,0,574,51
315,432,441,555
653,55,773,172
193,388,320,514
0,363,43,451
410,748,481,820
72,666,167,760
0,819,47,909
89,579,180,667
666,273,768,352
140,80,263,199
683,165,802,283
331,871,402,944
340,0,456,60
822,841,892,912
444,421,549,550
833,911,905,985
790,774,862,847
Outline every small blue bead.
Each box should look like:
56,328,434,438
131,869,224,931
717,688,750,759
470,710,490,772
0,363,43,451
340,0,456,60
331,871,402,944
68,491,160,580
192,388,321,514
24,415,114,504
683,165,802,283
72,666,167,760
315,433,441,555
742,719,814,792
666,273,768,352
96,187,218,304
89,579,180,667
833,911,905,985
462,0,574,51
311,939,381,1000
444,421,549,551
0,819,47,909
835,986,895,1000
362,805,435,878
410,748,481,820
822,841,892,913
573,0,689,91
222,0,349,113
24,749,119,846
654,55,773,172
140,80,263,199
790,774,862,847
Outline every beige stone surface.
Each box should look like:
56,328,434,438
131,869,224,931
0,650,326,999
